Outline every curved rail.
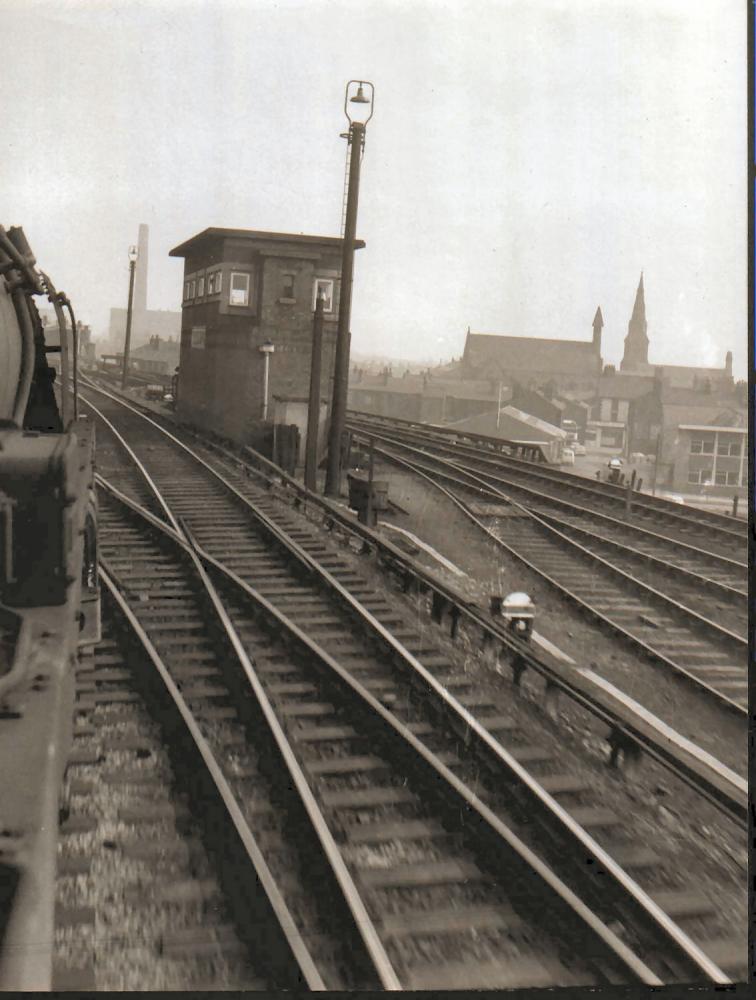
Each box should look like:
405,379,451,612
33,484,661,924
76,373,747,824
98,565,326,990
353,434,746,717
346,411,747,547
79,382,738,984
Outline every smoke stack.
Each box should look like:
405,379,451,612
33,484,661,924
725,350,732,375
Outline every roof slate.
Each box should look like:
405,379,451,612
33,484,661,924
463,333,600,376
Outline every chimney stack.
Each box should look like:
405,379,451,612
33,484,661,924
725,350,732,375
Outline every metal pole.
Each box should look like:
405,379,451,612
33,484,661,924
121,258,136,390
262,352,270,421
325,120,365,496
366,435,375,527
651,426,662,496
305,293,325,491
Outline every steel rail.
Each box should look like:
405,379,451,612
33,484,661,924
347,419,748,578
528,507,746,605
77,375,747,825
97,564,326,990
357,436,746,717
84,402,733,984
96,475,674,987
347,410,747,540
352,432,748,649
95,474,401,991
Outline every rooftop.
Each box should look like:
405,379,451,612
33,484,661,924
170,227,365,258
462,332,600,377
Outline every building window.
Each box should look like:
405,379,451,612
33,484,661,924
191,326,206,349
717,439,742,457
216,271,222,294
184,282,190,301
687,468,712,485
313,278,334,313
189,280,196,299
690,437,714,454
610,399,620,422
198,276,205,298
230,272,250,307
281,273,296,299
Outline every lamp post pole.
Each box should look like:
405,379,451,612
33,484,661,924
325,80,374,497
259,340,275,421
120,245,138,390
305,291,325,491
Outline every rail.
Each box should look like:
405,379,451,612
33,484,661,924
77,375,747,825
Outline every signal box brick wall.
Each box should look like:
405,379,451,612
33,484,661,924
169,228,363,444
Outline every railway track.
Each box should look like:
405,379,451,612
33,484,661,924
53,568,333,990
71,380,746,986
345,413,748,558
345,431,747,717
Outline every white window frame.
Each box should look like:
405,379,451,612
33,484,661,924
215,271,222,294
184,282,190,301
189,279,196,299
198,276,205,297
230,272,250,307
312,278,334,313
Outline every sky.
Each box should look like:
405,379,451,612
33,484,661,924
1,0,747,377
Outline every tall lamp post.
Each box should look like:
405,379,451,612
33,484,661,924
120,244,138,389
259,339,275,421
325,79,374,496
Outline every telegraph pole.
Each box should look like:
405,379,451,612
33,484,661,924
325,80,374,496
120,245,138,389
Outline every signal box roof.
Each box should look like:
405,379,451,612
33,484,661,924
170,227,365,258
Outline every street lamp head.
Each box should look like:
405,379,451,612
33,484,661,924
128,245,138,263
259,339,275,355
344,79,374,126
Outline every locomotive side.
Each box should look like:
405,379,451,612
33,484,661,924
0,225,98,990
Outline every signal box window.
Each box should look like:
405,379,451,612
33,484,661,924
198,276,205,297
230,272,250,307
313,278,334,313
281,273,296,300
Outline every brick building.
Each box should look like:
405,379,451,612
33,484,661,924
457,307,604,396
169,227,363,444
348,370,511,424
628,380,747,496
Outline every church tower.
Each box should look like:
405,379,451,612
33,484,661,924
620,273,649,371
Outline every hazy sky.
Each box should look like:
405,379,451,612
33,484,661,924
2,0,746,376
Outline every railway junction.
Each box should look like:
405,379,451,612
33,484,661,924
39,369,746,991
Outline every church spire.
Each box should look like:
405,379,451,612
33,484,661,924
592,306,603,353
621,272,649,371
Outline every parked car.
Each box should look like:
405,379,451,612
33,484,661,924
561,448,575,466
572,442,586,456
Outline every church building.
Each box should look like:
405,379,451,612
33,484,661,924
619,273,733,391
